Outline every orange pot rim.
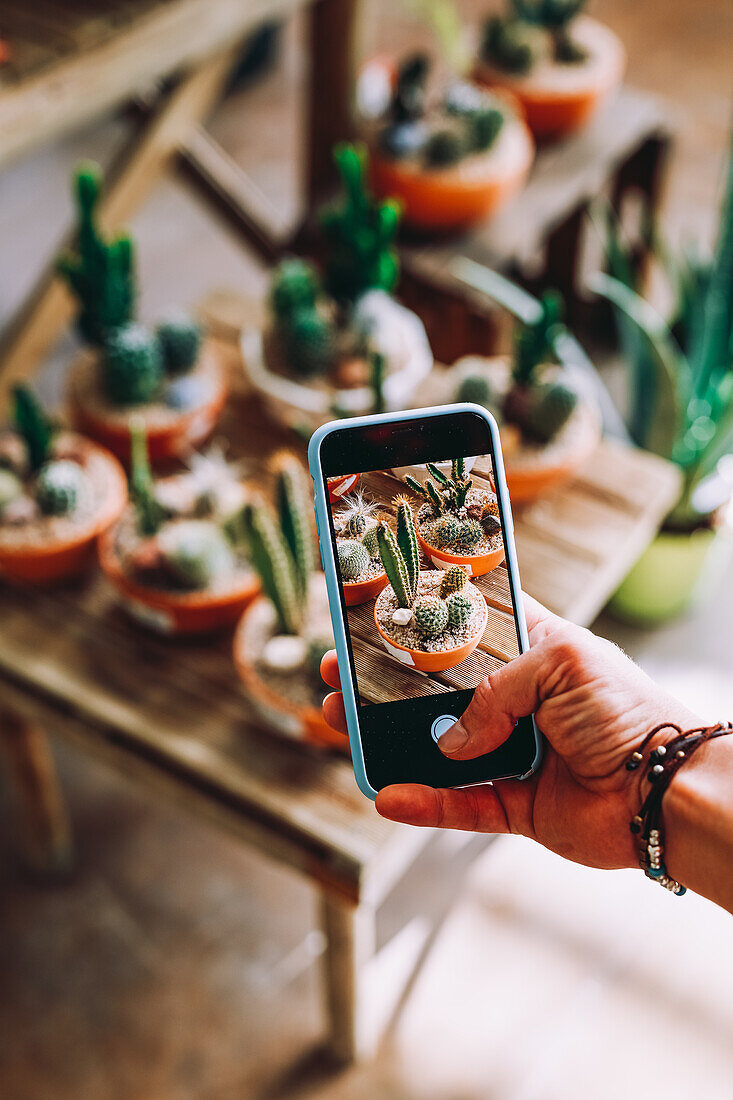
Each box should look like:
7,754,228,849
343,568,389,605
99,526,259,612
416,528,506,575
327,472,361,504
0,440,127,561
373,594,488,670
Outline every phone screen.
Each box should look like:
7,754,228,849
319,408,539,792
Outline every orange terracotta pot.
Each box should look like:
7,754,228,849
233,599,348,753
374,596,487,673
327,472,361,504
99,528,259,635
0,443,127,585
369,119,533,231
343,569,389,606
505,456,583,503
69,343,230,466
415,528,505,578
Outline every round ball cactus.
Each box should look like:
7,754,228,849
36,460,87,516
271,259,320,319
103,323,163,406
337,538,370,581
530,382,578,443
425,128,464,168
159,520,234,590
156,313,202,375
413,595,449,638
456,374,494,408
284,307,334,377
361,523,381,559
456,518,483,551
434,514,460,550
0,468,23,513
447,592,473,630
440,565,468,599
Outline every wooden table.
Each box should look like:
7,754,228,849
0,335,680,1061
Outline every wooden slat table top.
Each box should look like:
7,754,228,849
401,86,670,290
0,0,306,170
0,332,680,900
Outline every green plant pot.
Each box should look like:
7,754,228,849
607,525,720,626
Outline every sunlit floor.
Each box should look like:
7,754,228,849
1,2,732,1098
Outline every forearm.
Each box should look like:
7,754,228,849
664,736,733,914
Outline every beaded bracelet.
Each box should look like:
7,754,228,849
626,721,733,895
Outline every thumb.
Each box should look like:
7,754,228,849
438,637,551,760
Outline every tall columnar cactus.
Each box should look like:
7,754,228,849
56,163,135,346
512,290,564,387
242,500,303,635
376,521,415,609
129,422,167,537
320,143,401,303
13,386,53,473
273,453,315,602
405,459,473,515
395,497,420,599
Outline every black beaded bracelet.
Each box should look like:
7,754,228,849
626,721,733,895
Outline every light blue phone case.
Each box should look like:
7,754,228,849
308,403,542,801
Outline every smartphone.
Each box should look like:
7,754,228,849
309,404,542,800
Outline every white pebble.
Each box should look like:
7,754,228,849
392,607,414,626
262,634,306,672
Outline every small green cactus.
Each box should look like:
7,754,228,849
338,539,370,580
306,636,332,682
406,459,473,516
482,16,544,74
281,307,335,377
455,518,483,551
56,163,135,346
520,381,578,442
376,521,415,609
103,323,164,406
370,351,387,415
274,452,315,602
0,468,23,513
434,514,461,549
12,386,54,473
413,595,449,637
346,512,367,538
36,459,87,516
456,374,495,408
446,592,473,630
395,497,420,601
361,524,381,559
440,565,468,599
270,258,321,319
242,501,302,636
320,143,401,304
130,422,168,537
156,313,202,375
425,129,464,168
159,520,234,590
512,290,565,387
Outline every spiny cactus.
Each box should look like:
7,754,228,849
370,351,387,415
361,524,381,559
35,460,87,516
338,539,370,580
413,595,449,637
242,501,302,636
455,518,483,551
395,497,420,601
0,469,23,512
447,592,473,630
405,459,473,515
520,381,578,442
56,163,135,346
482,16,545,74
281,308,335,377
130,422,167,537
270,258,321,319
273,453,315,603
320,143,401,303
103,323,163,406
483,1,587,72
345,512,367,538
156,314,202,375
440,565,468,599
159,521,234,590
12,386,53,473
456,374,495,408
376,521,415,609
434,514,461,549
425,129,465,168
512,290,565,387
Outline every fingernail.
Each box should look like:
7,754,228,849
438,721,468,755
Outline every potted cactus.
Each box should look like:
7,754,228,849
241,143,433,431
373,498,488,672
99,426,258,634
232,454,340,750
333,491,389,605
365,52,533,230
474,1,625,139
59,164,229,464
0,386,126,584
403,460,505,576
590,146,733,624
327,471,361,503
420,289,600,501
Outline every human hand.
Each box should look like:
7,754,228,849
321,595,699,871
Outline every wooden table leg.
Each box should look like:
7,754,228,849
0,707,73,877
319,890,376,1062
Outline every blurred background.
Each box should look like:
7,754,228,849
0,2,731,1098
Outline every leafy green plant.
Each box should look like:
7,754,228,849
12,386,54,473
320,143,401,303
591,142,733,529
57,163,135,346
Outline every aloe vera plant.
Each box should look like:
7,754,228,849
591,141,733,530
